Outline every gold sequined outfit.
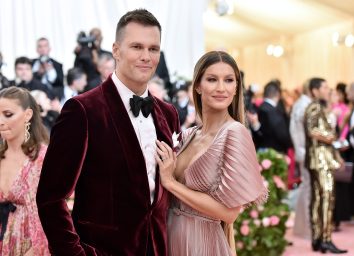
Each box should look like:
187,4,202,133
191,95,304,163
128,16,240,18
304,101,341,242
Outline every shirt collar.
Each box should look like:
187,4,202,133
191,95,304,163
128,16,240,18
264,98,277,107
64,85,78,98
111,72,149,114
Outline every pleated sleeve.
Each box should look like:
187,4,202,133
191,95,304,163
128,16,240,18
209,122,268,209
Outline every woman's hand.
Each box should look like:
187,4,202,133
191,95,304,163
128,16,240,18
155,140,177,189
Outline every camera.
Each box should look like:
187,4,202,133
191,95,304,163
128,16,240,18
77,31,96,47
39,55,50,64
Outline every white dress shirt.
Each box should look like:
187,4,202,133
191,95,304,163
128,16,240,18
32,59,57,87
112,72,157,204
60,85,78,107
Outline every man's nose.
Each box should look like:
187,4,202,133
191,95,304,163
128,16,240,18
141,48,151,61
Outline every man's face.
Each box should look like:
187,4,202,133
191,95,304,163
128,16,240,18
73,74,87,92
98,59,115,80
37,39,50,56
15,63,33,82
313,81,330,102
112,22,160,95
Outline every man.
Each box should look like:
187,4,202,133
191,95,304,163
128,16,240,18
346,82,354,218
290,80,312,239
53,67,87,107
36,9,180,256
74,28,112,84
32,37,64,89
0,52,10,90
251,81,292,153
85,53,115,91
10,56,50,96
304,77,347,253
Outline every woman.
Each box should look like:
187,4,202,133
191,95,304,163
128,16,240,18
156,51,268,256
0,87,49,255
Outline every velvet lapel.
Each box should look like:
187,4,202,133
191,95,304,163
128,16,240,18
101,77,150,202
151,96,174,205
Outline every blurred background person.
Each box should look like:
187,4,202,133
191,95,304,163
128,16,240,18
74,28,111,85
251,80,292,153
30,90,60,133
0,87,49,255
290,79,312,239
32,37,64,92
53,67,87,108
155,51,171,93
10,57,51,98
304,77,347,254
148,76,170,102
0,52,10,90
85,53,115,91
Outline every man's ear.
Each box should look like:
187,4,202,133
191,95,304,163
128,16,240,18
112,42,120,61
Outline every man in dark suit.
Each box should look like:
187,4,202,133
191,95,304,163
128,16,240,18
251,81,292,153
10,56,51,97
36,9,180,256
53,67,87,108
32,37,64,89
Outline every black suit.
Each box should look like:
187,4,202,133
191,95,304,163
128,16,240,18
10,78,53,98
254,101,292,153
33,57,64,88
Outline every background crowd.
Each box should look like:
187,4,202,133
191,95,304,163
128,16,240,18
0,23,354,254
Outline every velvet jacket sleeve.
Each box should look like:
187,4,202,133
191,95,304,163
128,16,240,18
36,99,90,256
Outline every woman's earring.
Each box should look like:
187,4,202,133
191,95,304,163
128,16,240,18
24,122,31,143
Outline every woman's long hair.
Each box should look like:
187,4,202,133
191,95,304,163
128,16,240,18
0,87,49,160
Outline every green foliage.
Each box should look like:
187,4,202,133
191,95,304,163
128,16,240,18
234,149,290,256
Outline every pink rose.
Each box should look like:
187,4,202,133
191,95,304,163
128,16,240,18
250,210,259,219
262,217,270,227
236,241,244,249
284,155,291,165
240,224,250,236
273,175,286,190
254,219,261,226
261,159,272,170
242,220,249,225
270,215,280,226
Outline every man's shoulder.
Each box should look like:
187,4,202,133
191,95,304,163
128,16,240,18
50,58,63,67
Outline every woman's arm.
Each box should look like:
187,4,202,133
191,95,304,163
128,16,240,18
155,140,240,224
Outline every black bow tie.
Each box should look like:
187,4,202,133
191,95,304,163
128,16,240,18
129,95,154,118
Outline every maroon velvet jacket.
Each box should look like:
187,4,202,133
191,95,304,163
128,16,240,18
36,77,180,255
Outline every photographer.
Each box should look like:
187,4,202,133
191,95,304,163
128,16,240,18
0,52,10,90
32,37,64,90
74,28,111,84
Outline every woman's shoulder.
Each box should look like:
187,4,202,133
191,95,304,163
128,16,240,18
218,120,249,137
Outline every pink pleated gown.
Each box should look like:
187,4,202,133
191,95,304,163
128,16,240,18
168,121,268,256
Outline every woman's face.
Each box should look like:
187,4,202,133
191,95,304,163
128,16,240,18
0,98,32,142
196,62,236,113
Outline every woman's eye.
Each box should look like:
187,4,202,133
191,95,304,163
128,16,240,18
225,79,235,83
4,113,13,118
207,78,217,82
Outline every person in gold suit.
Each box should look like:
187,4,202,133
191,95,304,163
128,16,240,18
304,77,347,254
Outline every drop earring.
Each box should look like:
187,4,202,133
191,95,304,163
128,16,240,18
24,122,31,143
